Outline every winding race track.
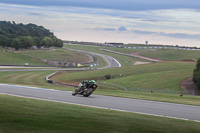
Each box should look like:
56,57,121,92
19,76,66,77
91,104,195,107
1,84,200,122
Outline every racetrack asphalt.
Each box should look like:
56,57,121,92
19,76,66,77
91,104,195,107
1,84,200,122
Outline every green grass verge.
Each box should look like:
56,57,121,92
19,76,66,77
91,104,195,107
0,51,49,66
95,55,109,68
0,71,74,91
19,49,91,63
1,94,200,133
0,47,6,50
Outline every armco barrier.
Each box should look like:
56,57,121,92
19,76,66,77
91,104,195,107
123,46,200,50
45,71,78,87
45,71,59,84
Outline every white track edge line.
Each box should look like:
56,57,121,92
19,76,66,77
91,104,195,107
0,92,200,123
0,83,71,92
1,83,200,108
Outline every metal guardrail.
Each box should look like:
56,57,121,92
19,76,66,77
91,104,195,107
45,71,78,87
45,71,58,84
121,46,200,50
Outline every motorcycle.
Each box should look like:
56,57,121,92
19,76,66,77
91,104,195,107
72,81,98,97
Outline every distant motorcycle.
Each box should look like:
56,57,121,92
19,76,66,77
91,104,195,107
72,80,98,97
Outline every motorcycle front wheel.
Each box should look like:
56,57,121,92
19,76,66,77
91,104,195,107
72,89,78,96
83,88,93,97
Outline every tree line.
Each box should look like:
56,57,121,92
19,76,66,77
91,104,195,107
0,21,63,50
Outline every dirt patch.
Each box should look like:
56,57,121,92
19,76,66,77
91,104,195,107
82,54,94,63
180,59,197,62
130,52,163,62
181,77,200,95
131,52,143,56
133,61,152,65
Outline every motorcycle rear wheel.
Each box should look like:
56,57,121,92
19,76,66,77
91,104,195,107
83,88,93,97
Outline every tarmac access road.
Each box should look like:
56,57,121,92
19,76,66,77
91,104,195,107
1,84,200,123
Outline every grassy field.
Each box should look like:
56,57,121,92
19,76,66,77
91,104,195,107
104,47,200,61
104,67,191,90
64,44,140,66
1,94,200,133
52,61,195,90
140,49,200,60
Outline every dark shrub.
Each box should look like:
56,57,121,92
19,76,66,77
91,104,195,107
105,74,111,80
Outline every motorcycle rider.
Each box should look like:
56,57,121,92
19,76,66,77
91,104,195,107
72,80,96,95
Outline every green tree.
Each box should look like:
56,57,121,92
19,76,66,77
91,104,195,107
42,37,53,47
11,38,21,50
193,58,200,90
0,21,62,49
0,35,6,46
4,37,11,47
18,36,30,48
0,35,11,47
25,36,34,48
52,37,63,47
33,37,42,48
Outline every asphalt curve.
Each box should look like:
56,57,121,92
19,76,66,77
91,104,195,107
1,84,200,122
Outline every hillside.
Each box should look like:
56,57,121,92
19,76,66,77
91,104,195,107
0,47,93,67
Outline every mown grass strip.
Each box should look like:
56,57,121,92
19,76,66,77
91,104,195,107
0,71,74,91
0,52,49,66
19,49,91,63
94,89,200,106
